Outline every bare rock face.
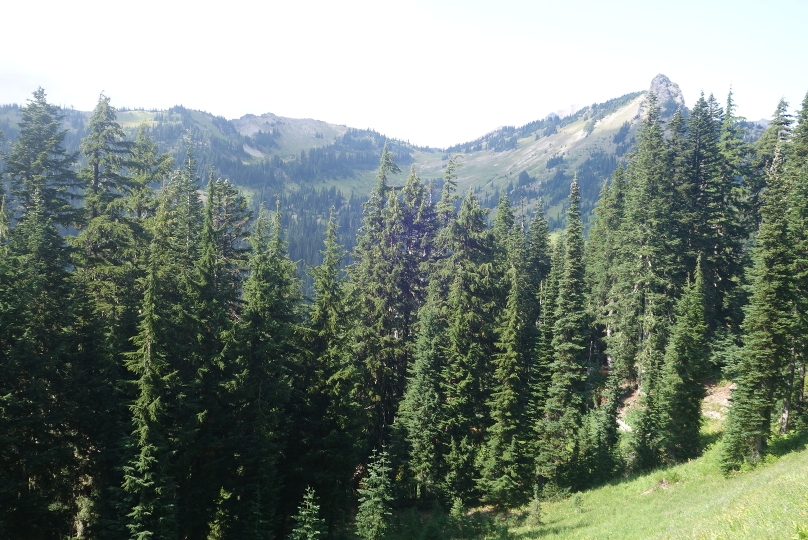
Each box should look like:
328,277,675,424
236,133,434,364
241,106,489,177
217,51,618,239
639,74,687,118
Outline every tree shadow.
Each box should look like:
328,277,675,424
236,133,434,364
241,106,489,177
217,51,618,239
699,427,723,450
768,428,808,458
511,516,590,538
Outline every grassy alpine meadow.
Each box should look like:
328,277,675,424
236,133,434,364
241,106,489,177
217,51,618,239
505,421,808,540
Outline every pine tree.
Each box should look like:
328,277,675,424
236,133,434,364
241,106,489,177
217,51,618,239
122,243,179,540
721,144,794,471
127,124,173,221
397,292,446,503
530,237,564,429
788,91,808,429
439,190,495,503
436,155,462,227
224,204,301,539
536,179,588,488
0,93,85,537
658,258,709,462
351,144,408,445
4,88,80,227
586,166,626,331
756,98,793,171
355,449,393,540
80,93,133,219
70,96,141,536
477,222,532,507
290,213,362,537
290,488,326,540
0,190,81,538
686,93,742,330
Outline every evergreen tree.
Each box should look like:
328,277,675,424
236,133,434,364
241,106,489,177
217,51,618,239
127,124,173,221
437,155,462,227
71,95,141,536
0,190,81,538
756,98,793,171
397,292,446,504
477,221,532,507
289,213,363,537
80,93,133,219
355,449,393,540
439,190,495,503
536,179,588,488
530,237,564,430
788,92,808,429
0,92,85,537
609,93,686,469
122,244,179,540
290,488,326,540
351,144,409,445
4,87,80,227
658,258,709,462
224,204,301,539
721,144,794,471
686,93,742,330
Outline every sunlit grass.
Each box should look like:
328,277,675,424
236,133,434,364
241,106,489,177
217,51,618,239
507,420,808,539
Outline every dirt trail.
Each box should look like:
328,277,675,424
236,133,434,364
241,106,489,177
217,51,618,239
615,380,734,431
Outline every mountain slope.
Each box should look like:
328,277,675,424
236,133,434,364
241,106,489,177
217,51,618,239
410,91,646,227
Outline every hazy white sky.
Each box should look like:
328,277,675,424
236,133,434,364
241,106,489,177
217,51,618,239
2,0,806,148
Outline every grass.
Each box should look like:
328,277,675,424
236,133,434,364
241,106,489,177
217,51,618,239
506,421,808,540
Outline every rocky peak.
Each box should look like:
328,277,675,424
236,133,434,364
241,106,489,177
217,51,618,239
639,74,687,119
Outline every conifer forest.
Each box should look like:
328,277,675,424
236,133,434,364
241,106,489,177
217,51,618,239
1,86,808,539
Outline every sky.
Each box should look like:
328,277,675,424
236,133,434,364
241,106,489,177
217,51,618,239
1,0,807,148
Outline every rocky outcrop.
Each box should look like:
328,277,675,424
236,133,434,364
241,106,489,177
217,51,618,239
639,74,687,118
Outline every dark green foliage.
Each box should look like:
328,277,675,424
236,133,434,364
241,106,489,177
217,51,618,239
478,211,536,506
439,190,495,503
789,93,808,430
0,192,82,538
658,259,709,462
535,179,589,488
4,88,80,227
80,93,134,219
287,213,363,537
721,146,794,472
351,144,420,445
225,204,301,538
397,296,446,503
122,244,179,540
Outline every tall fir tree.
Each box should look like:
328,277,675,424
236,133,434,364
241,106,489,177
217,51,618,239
477,221,533,507
4,88,80,227
71,95,140,536
787,92,808,429
439,190,495,504
224,204,301,539
721,144,794,471
122,243,179,540
535,179,589,488
288,213,363,538
657,258,709,462
0,90,84,537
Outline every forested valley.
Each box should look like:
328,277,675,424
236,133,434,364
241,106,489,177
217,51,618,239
1,86,808,539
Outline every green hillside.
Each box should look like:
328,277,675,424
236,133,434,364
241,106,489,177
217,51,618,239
509,427,808,539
